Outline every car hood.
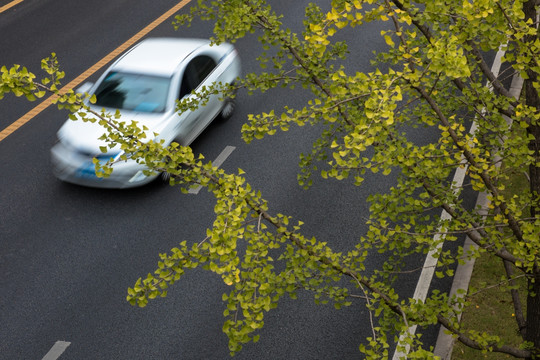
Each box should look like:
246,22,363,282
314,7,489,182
57,109,167,154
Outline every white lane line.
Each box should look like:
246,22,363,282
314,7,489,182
42,341,71,360
188,145,236,195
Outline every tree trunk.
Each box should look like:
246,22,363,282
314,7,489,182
523,1,540,358
526,271,540,358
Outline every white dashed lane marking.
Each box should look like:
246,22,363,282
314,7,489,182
42,341,70,360
188,145,236,195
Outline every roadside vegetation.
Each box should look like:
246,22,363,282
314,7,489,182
453,166,531,360
453,250,527,360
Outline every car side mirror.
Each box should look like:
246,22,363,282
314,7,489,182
75,82,94,94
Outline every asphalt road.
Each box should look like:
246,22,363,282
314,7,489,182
0,1,436,359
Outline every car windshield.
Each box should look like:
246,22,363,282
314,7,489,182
93,72,171,113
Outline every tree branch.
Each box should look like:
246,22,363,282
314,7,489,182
437,314,531,358
503,258,528,339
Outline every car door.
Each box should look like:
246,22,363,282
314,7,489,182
175,55,220,145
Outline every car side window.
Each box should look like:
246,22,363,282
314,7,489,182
179,55,217,99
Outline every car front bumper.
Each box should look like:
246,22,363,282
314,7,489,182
50,142,157,189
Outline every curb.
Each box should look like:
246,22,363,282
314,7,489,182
432,72,524,359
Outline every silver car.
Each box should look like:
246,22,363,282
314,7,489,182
51,37,241,188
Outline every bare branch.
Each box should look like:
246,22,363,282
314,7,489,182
503,259,528,339
437,314,531,358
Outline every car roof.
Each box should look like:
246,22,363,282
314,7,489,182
110,38,210,77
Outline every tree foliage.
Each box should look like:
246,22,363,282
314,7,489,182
3,0,540,358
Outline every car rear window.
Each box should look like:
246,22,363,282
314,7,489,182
94,72,171,113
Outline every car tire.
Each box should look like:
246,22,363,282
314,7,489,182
161,171,171,184
218,98,236,121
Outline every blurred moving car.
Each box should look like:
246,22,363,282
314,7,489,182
51,37,240,188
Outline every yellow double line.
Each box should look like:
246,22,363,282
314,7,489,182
0,0,192,142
